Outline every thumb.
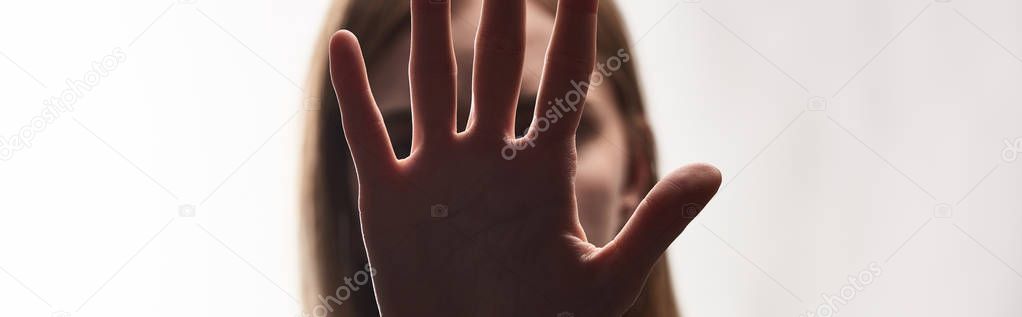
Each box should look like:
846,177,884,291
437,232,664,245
596,163,721,279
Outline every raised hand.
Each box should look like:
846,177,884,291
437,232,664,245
328,0,721,315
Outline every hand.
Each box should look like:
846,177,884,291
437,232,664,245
328,0,721,316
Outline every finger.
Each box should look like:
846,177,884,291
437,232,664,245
531,0,598,147
597,163,722,279
467,0,526,137
410,0,457,149
329,30,397,179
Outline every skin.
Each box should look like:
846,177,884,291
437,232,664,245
368,0,629,245
329,0,722,315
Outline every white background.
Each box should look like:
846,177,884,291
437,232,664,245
1,0,1019,316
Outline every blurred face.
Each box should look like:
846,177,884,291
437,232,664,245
362,0,636,246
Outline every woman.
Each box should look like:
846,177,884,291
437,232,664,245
301,0,721,316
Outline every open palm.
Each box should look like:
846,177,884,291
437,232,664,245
328,0,721,316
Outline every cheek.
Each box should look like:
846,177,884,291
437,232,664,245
574,140,627,246
575,176,617,246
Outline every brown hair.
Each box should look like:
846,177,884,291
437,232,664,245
300,0,677,316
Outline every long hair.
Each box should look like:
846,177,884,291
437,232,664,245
300,1,677,315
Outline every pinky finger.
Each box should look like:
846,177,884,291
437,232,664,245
329,30,397,180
